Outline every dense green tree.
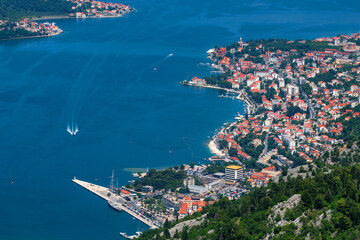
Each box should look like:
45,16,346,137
138,165,360,240
134,168,187,191
181,226,189,240
164,228,170,239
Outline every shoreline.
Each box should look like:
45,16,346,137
29,8,135,21
181,82,256,115
0,30,63,41
1,9,135,42
208,139,225,157
181,81,241,94
181,81,255,158
30,13,127,21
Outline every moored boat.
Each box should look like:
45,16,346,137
108,200,122,211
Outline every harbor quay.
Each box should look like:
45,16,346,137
72,177,161,229
72,178,115,201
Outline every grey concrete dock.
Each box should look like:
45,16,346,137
72,177,160,229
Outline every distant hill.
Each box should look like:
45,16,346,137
0,0,74,20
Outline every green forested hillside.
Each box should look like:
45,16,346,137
0,0,74,20
139,165,360,240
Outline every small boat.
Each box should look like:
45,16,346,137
108,200,122,212
120,232,132,239
120,231,142,239
153,68,157,71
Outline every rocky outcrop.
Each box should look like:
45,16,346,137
268,194,302,227
265,194,333,240
162,215,206,238
311,209,332,228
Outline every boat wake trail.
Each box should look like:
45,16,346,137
67,119,79,136
151,53,173,69
65,55,104,136
133,53,174,89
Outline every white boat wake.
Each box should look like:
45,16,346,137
152,53,174,68
67,122,79,136
65,56,103,137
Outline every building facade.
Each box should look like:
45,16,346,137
225,165,243,183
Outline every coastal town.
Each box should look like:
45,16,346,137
0,0,134,40
69,0,134,18
4,0,360,238
73,32,360,238
0,19,63,39
186,33,360,173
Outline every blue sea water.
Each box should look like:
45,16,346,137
1,0,360,239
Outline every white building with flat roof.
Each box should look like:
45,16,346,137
206,179,225,190
188,185,208,195
286,84,299,96
225,165,243,182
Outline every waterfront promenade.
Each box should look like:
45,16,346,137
181,81,241,94
72,177,160,229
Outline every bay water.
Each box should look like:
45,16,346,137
1,0,360,239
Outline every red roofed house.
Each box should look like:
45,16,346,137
179,203,188,218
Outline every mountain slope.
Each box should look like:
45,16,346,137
138,165,360,239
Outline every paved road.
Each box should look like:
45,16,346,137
300,87,315,117
264,133,269,154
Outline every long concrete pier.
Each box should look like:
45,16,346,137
73,178,115,201
182,81,256,115
182,81,241,94
72,177,160,229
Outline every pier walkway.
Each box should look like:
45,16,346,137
72,177,160,229
182,81,256,114
182,81,241,94
73,178,116,201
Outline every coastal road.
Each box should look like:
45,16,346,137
300,87,315,117
264,133,269,155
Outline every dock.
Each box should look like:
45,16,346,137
73,178,115,201
72,177,161,229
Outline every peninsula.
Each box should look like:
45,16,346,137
0,0,134,40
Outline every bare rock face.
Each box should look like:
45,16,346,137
264,194,333,240
268,194,302,227
165,215,206,238
264,194,302,240
311,209,333,228
272,165,311,183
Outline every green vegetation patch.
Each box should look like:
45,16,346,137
137,165,360,239
133,168,187,192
